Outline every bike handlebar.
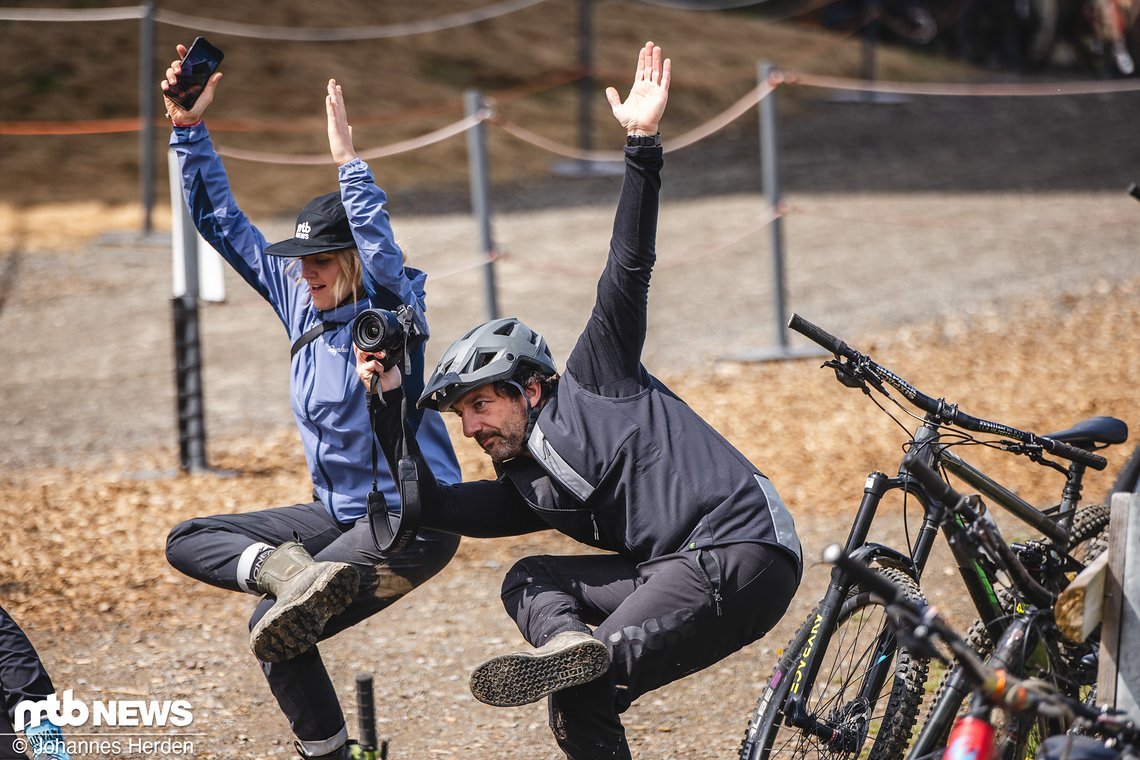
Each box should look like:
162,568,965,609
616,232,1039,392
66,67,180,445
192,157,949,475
787,314,1107,471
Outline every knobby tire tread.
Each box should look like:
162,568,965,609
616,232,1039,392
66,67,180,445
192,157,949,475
740,564,929,759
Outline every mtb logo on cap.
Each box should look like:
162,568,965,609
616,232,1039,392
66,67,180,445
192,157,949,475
295,221,311,240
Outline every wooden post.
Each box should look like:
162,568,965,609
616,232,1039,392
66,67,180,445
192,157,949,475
1097,491,1140,719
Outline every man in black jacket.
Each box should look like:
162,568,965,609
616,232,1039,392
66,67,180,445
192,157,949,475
356,41,802,760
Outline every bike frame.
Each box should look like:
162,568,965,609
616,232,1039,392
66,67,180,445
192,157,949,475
775,418,1092,755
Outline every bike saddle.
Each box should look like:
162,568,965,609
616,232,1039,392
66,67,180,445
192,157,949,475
1044,416,1128,447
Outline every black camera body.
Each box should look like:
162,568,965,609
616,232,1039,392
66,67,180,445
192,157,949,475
352,305,424,370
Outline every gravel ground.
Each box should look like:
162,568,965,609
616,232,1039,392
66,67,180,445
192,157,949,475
0,90,1138,759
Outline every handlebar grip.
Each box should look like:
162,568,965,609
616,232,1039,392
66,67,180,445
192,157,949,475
822,544,909,605
902,451,966,506
787,313,851,357
1039,437,1108,471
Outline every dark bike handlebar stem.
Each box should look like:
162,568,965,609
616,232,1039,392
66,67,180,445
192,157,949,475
787,314,1108,471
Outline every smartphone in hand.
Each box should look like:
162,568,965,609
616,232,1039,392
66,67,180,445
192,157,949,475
165,37,224,111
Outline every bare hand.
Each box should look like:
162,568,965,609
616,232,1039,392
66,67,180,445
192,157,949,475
160,43,223,126
326,79,358,166
605,41,670,137
354,346,403,395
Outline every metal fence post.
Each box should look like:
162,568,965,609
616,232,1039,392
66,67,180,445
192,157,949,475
759,61,790,353
139,0,156,236
577,0,594,155
723,63,825,364
464,89,499,321
168,150,208,473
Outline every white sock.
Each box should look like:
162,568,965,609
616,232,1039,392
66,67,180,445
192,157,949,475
237,542,276,594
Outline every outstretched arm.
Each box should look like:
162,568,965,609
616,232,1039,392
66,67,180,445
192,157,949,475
568,42,669,392
328,79,422,310
163,45,300,323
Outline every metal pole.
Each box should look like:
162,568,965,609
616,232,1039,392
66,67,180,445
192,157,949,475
139,0,156,236
172,294,208,473
169,151,208,473
862,0,881,94
577,0,594,154
464,89,499,321
759,61,789,352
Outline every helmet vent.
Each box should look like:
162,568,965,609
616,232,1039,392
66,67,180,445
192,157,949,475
472,351,496,371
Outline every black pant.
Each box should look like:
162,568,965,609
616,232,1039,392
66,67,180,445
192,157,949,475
0,605,56,759
501,543,798,760
165,501,459,749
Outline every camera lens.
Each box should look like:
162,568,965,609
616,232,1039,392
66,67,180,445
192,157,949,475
352,308,404,354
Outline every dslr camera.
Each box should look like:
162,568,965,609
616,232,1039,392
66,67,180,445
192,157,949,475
352,305,424,370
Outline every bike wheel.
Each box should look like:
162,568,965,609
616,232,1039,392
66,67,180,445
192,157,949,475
912,503,1111,760
739,564,929,760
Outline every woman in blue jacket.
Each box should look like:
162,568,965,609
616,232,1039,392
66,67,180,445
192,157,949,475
160,46,461,760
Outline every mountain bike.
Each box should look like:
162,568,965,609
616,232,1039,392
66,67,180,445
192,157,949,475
737,314,1126,760
821,526,1140,760
901,453,1118,759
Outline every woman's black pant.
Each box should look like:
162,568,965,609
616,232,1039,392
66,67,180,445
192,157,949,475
165,501,459,750
501,542,799,760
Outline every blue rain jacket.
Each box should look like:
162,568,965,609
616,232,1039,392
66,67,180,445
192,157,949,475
171,123,461,522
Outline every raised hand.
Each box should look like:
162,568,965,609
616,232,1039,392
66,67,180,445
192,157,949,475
605,41,671,137
326,79,358,166
160,43,222,127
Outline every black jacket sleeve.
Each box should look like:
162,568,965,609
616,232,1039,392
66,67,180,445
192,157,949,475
565,145,663,396
371,389,548,537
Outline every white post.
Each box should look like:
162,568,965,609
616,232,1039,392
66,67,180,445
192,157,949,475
168,149,226,303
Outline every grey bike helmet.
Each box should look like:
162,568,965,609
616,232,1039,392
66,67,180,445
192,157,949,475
418,317,557,412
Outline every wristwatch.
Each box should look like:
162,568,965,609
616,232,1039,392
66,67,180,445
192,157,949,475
626,132,661,148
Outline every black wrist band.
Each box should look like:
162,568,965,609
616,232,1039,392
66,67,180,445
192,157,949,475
626,132,661,147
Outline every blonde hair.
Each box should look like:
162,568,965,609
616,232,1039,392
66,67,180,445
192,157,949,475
290,247,364,307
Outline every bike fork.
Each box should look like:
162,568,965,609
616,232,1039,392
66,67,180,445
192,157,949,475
780,473,896,750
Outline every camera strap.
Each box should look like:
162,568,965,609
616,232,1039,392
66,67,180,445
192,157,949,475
290,320,342,360
365,325,422,555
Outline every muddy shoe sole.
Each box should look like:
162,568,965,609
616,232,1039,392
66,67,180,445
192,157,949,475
249,563,358,663
469,635,610,707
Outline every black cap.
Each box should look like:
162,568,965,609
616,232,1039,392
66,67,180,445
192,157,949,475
264,192,354,258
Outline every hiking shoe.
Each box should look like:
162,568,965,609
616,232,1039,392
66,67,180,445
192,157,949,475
250,541,359,663
469,630,610,707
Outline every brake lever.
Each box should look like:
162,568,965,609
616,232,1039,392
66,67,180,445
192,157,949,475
824,358,867,391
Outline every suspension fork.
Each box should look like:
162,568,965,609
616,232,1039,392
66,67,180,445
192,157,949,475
845,473,943,726
783,472,896,728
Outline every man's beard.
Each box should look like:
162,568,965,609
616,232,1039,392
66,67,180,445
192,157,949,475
475,415,529,462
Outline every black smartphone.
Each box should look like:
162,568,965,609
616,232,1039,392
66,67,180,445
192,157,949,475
165,36,224,111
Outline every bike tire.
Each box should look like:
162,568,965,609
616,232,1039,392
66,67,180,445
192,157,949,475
739,564,929,760
911,503,1111,760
